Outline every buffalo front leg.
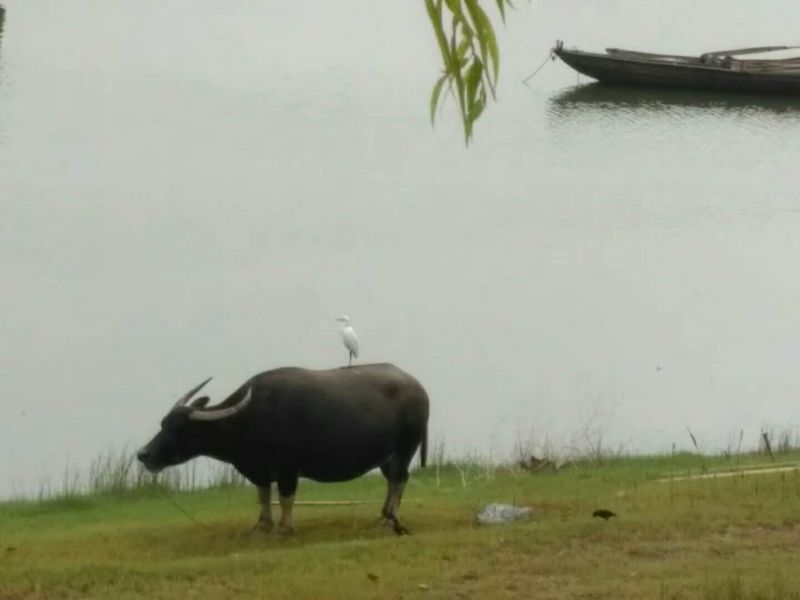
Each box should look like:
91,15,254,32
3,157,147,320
246,485,274,535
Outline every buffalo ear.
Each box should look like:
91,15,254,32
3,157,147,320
189,396,210,409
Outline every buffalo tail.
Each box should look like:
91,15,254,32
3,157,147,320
419,426,428,468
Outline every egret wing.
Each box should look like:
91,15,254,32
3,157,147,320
342,326,359,357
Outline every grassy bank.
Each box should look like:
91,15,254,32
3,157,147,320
1,450,800,599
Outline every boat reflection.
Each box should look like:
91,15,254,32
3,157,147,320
549,82,800,117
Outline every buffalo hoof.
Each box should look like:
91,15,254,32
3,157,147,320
392,522,410,536
244,519,274,537
277,524,295,536
372,516,390,528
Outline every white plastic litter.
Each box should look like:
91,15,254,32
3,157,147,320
475,503,532,525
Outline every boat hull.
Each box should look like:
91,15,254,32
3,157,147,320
555,48,800,95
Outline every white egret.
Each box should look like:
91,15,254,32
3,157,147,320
335,316,359,366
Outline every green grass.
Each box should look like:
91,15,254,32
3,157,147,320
2,451,800,599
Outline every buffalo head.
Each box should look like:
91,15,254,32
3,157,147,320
136,377,252,473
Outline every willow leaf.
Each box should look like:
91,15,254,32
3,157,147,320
463,1,487,78
495,0,507,22
429,74,448,126
451,64,467,142
465,57,483,112
448,21,467,122
469,94,486,129
471,85,487,120
465,0,499,86
425,0,452,70
426,0,514,143
456,33,472,61
444,0,474,37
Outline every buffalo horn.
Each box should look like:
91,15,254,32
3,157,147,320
172,377,213,410
188,387,252,421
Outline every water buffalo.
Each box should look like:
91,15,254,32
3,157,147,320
137,363,430,535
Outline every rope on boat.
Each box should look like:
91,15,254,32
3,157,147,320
522,48,557,85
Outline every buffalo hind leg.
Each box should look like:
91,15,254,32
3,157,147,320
277,473,299,534
374,479,401,528
385,481,409,535
380,457,412,536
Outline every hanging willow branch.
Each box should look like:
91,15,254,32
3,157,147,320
425,0,512,144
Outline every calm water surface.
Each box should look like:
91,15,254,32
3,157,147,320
2,1,800,496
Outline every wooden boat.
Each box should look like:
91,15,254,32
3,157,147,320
553,41,800,95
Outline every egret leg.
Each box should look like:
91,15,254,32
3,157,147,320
348,352,353,367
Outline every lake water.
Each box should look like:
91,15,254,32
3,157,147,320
2,1,800,497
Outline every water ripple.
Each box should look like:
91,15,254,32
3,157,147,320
548,83,800,137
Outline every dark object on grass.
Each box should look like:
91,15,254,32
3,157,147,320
593,509,617,521
137,364,430,536
518,455,572,473
518,455,555,472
